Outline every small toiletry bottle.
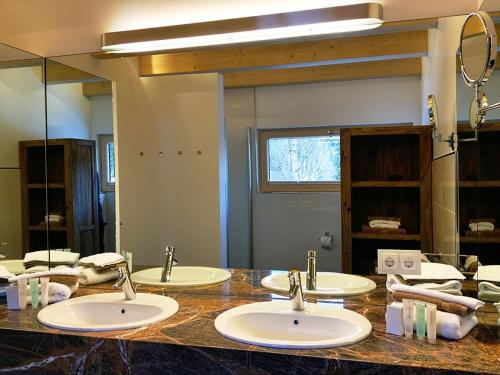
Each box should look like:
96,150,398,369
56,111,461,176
426,303,437,344
30,278,39,308
402,299,414,338
40,277,49,307
415,301,426,340
386,304,404,336
18,279,27,310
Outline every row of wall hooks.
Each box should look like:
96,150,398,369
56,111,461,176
138,150,203,157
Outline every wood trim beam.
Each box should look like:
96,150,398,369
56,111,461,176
82,81,112,97
223,58,421,88
138,30,428,76
45,61,100,84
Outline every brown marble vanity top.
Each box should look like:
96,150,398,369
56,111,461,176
0,269,498,374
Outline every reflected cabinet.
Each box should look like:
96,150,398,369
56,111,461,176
20,139,99,256
341,125,433,274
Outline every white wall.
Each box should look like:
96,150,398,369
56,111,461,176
89,95,116,253
47,82,90,139
225,76,422,271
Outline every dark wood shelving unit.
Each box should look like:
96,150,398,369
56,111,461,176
341,125,432,274
20,139,99,256
457,122,500,266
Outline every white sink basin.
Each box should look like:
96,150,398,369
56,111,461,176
261,272,376,297
37,293,178,332
131,266,231,287
215,300,372,349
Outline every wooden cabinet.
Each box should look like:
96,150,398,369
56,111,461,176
341,126,432,274
458,122,500,266
19,139,99,257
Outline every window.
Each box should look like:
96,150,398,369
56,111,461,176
98,134,115,192
258,128,341,192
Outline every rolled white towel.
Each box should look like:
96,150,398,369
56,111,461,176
26,282,73,304
479,281,500,294
386,275,462,295
370,223,400,230
79,253,124,268
391,284,484,311
391,302,478,340
469,222,495,232
76,266,119,285
8,267,80,283
494,302,500,313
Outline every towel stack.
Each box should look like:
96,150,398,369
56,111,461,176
387,262,465,295
23,250,80,272
466,218,499,236
76,253,124,285
8,268,80,304
43,213,65,225
389,284,484,339
474,265,500,302
363,216,405,233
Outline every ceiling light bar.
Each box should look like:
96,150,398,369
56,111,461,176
102,3,383,53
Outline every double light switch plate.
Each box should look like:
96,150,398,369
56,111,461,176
377,249,421,275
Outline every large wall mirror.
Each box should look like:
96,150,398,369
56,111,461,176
0,44,46,275
45,59,115,261
456,5,499,312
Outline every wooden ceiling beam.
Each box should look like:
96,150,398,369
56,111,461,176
223,58,422,88
138,30,428,76
82,81,112,97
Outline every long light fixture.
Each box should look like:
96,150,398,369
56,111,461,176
102,3,383,53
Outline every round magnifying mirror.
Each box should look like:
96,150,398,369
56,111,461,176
459,11,497,87
469,93,488,130
427,95,439,130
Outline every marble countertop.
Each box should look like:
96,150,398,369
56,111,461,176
0,269,498,374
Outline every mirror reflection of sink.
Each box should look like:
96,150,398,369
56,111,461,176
215,300,372,349
37,293,178,332
261,272,376,297
0,259,25,275
131,266,231,287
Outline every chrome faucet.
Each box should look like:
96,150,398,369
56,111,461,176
306,250,317,291
113,262,136,300
288,269,305,311
161,246,176,282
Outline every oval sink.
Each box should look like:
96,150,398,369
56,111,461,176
261,272,376,297
131,266,231,287
215,300,372,349
37,293,178,331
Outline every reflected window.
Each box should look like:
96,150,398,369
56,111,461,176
258,128,340,192
98,134,115,192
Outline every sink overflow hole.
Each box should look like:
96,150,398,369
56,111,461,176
293,319,300,325
121,309,126,314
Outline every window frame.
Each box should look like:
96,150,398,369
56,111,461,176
258,127,341,193
98,134,115,192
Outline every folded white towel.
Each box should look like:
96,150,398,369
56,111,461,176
479,281,500,294
473,265,500,283
79,253,124,268
391,302,478,340
469,222,495,232
391,284,485,311
23,250,79,265
26,282,73,304
369,220,401,227
76,266,119,285
370,223,400,230
0,265,15,281
8,268,80,283
386,274,462,295
400,262,465,281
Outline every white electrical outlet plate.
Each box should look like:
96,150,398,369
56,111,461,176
377,249,421,275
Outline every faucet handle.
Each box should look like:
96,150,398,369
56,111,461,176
165,246,179,264
287,269,302,294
